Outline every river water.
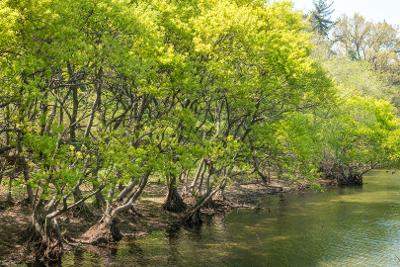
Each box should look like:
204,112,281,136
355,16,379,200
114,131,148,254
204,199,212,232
61,170,400,267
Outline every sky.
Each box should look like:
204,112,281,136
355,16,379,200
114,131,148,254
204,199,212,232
291,0,400,25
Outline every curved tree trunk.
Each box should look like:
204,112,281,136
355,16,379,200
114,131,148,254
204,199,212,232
183,178,226,226
253,156,270,183
25,181,105,260
82,172,150,244
25,203,63,263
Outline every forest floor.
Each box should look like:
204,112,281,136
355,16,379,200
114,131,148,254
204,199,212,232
0,178,335,265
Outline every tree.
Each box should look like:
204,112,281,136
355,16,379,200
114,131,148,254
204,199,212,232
333,14,400,85
0,0,162,260
319,96,398,185
1,0,399,263
310,0,335,37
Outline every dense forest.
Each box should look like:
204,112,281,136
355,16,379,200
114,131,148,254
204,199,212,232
0,0,400,264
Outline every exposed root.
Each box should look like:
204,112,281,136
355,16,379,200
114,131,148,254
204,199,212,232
163,187,187,213
184,210,202,227
23,225,63,263
81,217,122,245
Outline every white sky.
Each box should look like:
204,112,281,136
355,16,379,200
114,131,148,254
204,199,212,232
291,0,400,25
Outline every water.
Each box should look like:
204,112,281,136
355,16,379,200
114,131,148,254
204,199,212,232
62,171,400,267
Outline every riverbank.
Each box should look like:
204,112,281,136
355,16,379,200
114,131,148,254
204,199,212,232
0,178,335,265
94,171,399,267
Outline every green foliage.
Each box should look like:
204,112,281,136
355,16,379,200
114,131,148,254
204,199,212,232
310,0,335,37
323,96,398,167
322,58,396,100
0,0,399,219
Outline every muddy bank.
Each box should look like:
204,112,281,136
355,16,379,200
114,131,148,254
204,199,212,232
0,178,334,265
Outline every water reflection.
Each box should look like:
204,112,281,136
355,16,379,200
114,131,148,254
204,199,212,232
49,171,400,266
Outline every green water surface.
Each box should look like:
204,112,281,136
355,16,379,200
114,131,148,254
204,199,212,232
61,171,400,267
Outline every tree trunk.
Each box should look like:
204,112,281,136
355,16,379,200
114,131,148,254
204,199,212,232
82,172,150,244
70,85,78,141
6,176,12,203
94,190,106,209
163,176,186,213
190,159,205,192
20,156,34,203
25,204,63,263
71,187,93,217
253,156,270,183
16,128,34,203
81,214,122,244
183,179,226,226
84,68,102,138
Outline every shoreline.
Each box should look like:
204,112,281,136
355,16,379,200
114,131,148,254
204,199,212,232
0,178,336,265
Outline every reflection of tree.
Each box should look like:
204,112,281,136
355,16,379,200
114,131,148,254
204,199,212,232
165,225,181,266
126,243,146,266
64,175,399,266
224,181,398,266
212,213,226,233
72,249,84,267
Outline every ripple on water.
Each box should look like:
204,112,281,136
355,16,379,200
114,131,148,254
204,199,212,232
59,171,400,267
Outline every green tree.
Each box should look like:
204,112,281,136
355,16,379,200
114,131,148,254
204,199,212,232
320,96,398,185
310,0,335,37
1,0,399,263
